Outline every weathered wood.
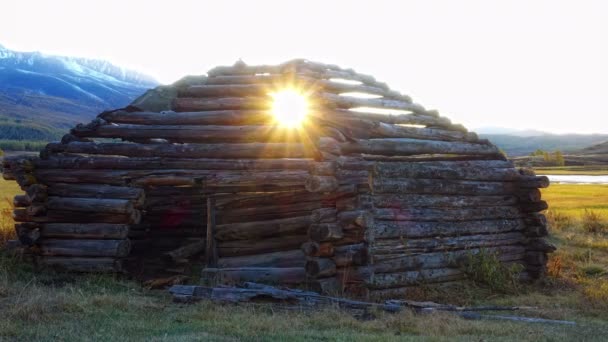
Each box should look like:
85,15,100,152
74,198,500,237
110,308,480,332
301,241,335,257
73,124,311,143
371,234,525,257
520,201,549,213
218,201,321,224
215,216,310,241
373,206,522,221
41,223,130,239
36,256,123,272
373,219,526,239
173,97,270,111
15,223,40,245
370,268,464,288
340,138,500,157
371,178,517,195
217,235,307,257
305,176,339,193
45,141,316,159
372,194,518,209
311,208,338,223
320,93,425,113
36,156,314,171
309,223,344,242
164,239,205,263
202,267,306,285
206,198,217,268
47,183,144,205
372,249,525,285
306,258,337,277
518,176,550,189
38,239,131,257
373,163,520,181
337,211,374,228
99,109,274,125
14,208,141,225
333,243,368,267
218,249,305,268
25,184,48,203
526,238,556,253
46,197,135,214
13,195,31,208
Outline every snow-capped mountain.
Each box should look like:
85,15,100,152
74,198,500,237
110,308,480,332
0,44,159,135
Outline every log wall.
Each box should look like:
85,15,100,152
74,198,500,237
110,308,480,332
3,59,552,297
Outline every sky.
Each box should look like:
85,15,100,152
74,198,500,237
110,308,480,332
0,0,606,134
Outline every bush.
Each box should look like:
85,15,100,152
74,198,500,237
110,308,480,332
582,210,607,234
460,249,524,293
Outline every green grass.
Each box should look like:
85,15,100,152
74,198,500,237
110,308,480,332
2,179,608,340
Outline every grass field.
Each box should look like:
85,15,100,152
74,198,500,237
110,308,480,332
1,178,608,340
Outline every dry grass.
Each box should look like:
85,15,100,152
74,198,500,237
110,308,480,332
0,178,20,244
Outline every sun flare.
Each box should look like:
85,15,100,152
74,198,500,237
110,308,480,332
270,89,309,128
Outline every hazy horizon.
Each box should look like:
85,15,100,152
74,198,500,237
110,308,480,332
0,0,605,134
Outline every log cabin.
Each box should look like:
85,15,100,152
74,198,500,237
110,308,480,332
3,59,553,298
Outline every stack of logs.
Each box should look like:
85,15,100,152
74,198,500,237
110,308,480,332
2,59,553,296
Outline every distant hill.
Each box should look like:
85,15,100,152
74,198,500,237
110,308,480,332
480,133,608,156
579,141,608,155
0,44,158,145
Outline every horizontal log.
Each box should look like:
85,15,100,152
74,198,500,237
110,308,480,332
25,184,48,203
306,258,337,277
305,176,339,193
315,114,476,142
36,156,314,171
217,201,322,224
337,210,374,228
215,216,311,241
319,93,425,113
38,239,131,257
15,223,40,245
35,169,309,188
333,243,368,267
311,208,337,223
526,238,556,253
371,233,525,256
371,178,517,195
301,241,334,257
41,223,130,239
328,109,452,127
373,163,520,181
518,176,550,189
309,224,344,242
369,268,465,289
178,84,269,97
45,141,315,159
520,201,549,213
202,267,306,285
373,245,525,274
217,249,305,268
516,188,542,203
163,240,205,263
372,194,518,209
172,97,269,111
99,109,274,125
373,206,522,221
36,256,123,272
47,183,145,207
340,138,500,157
14,208,141,225
73,124,311,143
217,234,307,257
373,219,526,239
46,197,135,214
13,194,31,207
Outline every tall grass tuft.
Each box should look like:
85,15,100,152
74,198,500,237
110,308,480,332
460,249,523,294
0,197,15,245
546,210,574,231
581,209,607,234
